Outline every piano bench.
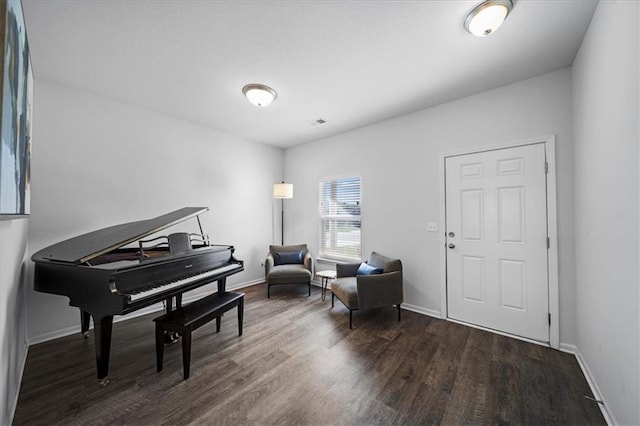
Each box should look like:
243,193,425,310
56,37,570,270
153,291,244,380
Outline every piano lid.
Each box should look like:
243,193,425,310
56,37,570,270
31,207,209,264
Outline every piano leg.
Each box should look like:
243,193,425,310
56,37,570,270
92,315,113,387
80,310,91,338
217,277,227,293
163,297,180,344
165,294,182,311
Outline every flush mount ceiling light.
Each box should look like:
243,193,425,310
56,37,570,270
242,83,277,107
464,0,513,37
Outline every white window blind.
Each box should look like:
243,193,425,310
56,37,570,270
319,176,361,260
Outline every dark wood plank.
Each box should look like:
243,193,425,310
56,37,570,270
13,284,605,425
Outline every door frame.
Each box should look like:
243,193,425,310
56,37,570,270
438,135,559,349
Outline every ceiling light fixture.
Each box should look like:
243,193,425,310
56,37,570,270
242,83,277,107
464,0,513,37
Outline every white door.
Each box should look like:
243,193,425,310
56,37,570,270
445,143,549,342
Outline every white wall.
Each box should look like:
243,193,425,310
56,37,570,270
26,81,284,342
0,218,28,426
286,69,576,344
572,1,639,424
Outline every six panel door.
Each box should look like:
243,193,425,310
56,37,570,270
445,143,549,342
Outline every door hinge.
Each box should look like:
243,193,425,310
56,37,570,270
545,161,549,174
548,313,551,325
547,237,550,249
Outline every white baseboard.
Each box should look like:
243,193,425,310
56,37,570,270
401,303,442,319
27,279,264,346
558,343,577,354
311,287,443,321
8,341,28,425
28,323,80,346
556,343,615,426
228,278,263,290
572,348,616,426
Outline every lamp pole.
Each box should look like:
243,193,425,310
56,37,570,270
280,197,285,245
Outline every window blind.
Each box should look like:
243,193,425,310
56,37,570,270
319,176,361,260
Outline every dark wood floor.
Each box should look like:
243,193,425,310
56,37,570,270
14,284,605,425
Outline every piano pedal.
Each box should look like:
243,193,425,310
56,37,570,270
163,331,179,344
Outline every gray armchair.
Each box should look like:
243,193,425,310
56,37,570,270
330,251,403,328
265,244,314,298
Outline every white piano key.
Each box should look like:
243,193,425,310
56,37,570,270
127,263,242,302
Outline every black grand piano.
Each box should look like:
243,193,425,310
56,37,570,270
31,207,243,385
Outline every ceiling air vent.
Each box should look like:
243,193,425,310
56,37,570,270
309,118,327,126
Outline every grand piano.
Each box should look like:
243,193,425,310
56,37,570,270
31,207,243,385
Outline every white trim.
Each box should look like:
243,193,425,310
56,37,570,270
8,343,28,425
448,317,550,348
228,278,264,290
439,135,560,348
28,323,82,346
574,348,616,426
27,278,263,345
401,303,441,319
544,135,560,348
439,151,448,319
316,257,358,265
558,342,577,354
316,255,361,264
439,135,555,157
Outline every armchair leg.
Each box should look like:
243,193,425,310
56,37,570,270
308,282,311,297
331,292,334,307
397,304,401,322
267,284,270,299
349,310,353,329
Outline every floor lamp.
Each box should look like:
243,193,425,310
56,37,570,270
273,182,293,245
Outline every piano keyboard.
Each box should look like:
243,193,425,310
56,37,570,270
127,263,243,302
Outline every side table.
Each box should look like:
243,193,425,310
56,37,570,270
316,270,336,301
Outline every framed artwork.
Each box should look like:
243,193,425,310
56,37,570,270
0,0,32,216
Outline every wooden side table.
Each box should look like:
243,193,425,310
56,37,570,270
316,270,336,301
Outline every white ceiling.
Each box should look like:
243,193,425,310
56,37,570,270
22,0,598,148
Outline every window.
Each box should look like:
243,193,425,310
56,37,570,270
319,176,361,260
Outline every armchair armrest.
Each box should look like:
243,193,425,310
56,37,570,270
304,251,314,276
336,262,360,278
265,253,275,277
356,270,403,310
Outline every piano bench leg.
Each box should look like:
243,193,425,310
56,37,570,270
154,292,244,380
182,331,192,380
238,296,244,336
155,322,164,372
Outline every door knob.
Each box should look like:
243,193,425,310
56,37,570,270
448,232,455,238
448,243,455,249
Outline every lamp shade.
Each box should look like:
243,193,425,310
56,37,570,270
465,0,512,37
242,84,277,107
273,183,293,199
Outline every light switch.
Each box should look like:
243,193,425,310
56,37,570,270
427,222,438,232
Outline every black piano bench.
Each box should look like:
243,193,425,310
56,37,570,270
153,291,244,380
